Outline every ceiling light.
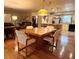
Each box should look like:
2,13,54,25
38,9,48,16
38,0,48,16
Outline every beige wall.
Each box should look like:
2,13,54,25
48,15,75,24
72,14,75,24
4,14,11,23
4,10,32,24
30,11,75,25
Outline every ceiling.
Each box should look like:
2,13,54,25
4,0,75,12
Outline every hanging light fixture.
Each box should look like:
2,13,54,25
38,0,48,16
38,9,48,16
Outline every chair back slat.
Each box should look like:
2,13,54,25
53,30,61,41
15,30,28,45
26,26,33,29
47,26,54,29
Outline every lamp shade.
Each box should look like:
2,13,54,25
38,9,48,16
12,16,17,21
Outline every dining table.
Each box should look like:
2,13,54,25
25,26,57,50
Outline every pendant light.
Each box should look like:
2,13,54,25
38,0,48,16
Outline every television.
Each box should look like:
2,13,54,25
68,24,75,32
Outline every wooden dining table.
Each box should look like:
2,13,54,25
25,26,57,49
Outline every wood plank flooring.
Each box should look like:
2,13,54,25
4,31,75,59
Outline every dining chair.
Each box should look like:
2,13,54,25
15,30,36,57
26,26,33,29
47,26,54,29
43,30,61,53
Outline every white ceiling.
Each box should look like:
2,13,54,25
4,0,75,12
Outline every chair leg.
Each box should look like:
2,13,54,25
51,45,53,54
18,42,19,54
55,40,58,50
26,46,28,58
35,41,37,51
50,37,54,54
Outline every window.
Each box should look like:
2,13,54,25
63,15,71,23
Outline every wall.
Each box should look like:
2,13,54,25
48,15,60,24
48,15,75,24
4,14,11,23
48,11,75,24
31,11,75,25
4,10,32,26
72,14,75,24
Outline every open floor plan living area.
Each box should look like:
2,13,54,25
4,0,75,59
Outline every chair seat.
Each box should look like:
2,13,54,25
43,37,53,45
15,30,36,57
27,39,36,46
43,30,61,54
20,39,36,46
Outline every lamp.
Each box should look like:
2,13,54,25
12,16,17,21
12,15,18,26
38,0,48,16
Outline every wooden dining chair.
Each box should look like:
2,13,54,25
47,26,54,29
26,26,33,29
15,30,36,57
43,30,61,53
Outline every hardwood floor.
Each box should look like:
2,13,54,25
4,31,75,59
